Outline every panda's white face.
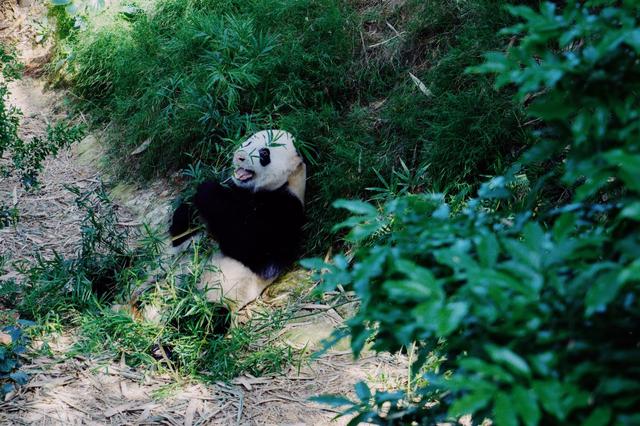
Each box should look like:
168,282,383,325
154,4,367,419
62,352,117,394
232,130,304,195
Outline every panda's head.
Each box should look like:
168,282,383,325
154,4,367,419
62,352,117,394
232,130,306,202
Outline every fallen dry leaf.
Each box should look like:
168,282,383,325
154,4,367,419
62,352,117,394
0,332,13,346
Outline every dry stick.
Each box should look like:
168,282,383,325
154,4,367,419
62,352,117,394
184,399,199,426
194,401,232,426
235,391,244,426
369,32,405,48
386,21,401,36
360,31,369,65
48,391,93,417
257,394,343,414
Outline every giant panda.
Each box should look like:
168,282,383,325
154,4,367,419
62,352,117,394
169,130,306,310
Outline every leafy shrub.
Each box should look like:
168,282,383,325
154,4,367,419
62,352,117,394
0,44,23,182
17,185,134,317
2,123,85,189
305,2,640,424
0,44,22,228
0,45,22,149
0,121,83,227
1,41,84,221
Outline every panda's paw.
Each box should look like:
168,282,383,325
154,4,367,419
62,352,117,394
169,202,198,246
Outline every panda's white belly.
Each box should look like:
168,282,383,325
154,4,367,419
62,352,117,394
200,254,275,310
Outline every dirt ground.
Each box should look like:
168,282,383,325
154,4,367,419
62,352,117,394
0,1,407,424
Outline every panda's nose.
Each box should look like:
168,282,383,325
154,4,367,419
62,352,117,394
234,151,247,163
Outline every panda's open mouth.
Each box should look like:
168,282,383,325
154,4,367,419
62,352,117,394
234,167,255,182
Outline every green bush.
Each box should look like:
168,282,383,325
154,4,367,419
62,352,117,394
1,45,22,225
16,185,134,317
305,2,640,424
0,45,22,152
51,0,531,252
1,42,84,199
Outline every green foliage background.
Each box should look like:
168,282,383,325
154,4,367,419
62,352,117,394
1,44,83,227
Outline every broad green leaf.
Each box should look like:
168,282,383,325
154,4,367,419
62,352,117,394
583,407,612,426
585,270,623,316
350,325,373,358
412,298,442,322
552,212,577,241
396,259,437,286
528,95,572,120
513,386,540,426
502,239,540,270
1,383,15,395
620,202,640,221
477,232,500,267
374,391,404,404
449,391,494,417
9,371,28,385
533,381,565,421
618,259,640,285
598,377,640,395
522,222,546,252
485,345,531,378
0,357,17,372
627,28,640,52
345,221,384,242
529,352,556,377
309,394,354,407
383,279,434,301
299,257,328,271
354,381,371,401
467,52,509,75
494,392,518,426
436,302,468,336
563,385,589,413
459,358,514,383
331,216,366,232
478,176,511,199
499,260,543,296
332,199,378,216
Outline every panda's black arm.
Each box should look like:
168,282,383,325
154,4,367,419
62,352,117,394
193,180,248,240
169,202,200,247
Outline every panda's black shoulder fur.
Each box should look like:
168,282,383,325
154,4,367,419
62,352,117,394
170,180,304,280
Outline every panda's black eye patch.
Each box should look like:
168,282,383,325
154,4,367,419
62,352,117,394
259,148,271,166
